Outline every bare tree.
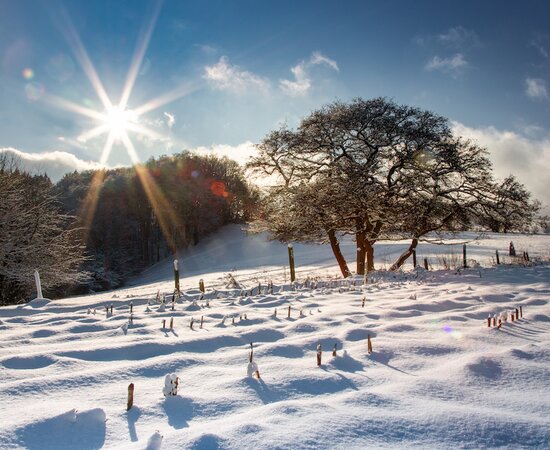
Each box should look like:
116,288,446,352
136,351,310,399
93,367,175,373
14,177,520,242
248,98,541,275
0,156,88,304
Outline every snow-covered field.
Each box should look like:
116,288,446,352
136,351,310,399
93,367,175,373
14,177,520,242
1,226,549,449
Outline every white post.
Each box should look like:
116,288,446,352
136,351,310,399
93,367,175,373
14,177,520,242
34,269,43,299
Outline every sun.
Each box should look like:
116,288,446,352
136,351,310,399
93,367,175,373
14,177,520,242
103,105,138,140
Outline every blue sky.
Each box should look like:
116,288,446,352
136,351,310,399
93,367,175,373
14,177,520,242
1,0,549,208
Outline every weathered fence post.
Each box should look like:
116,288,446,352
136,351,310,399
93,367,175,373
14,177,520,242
287,305,291,318
463,244,467,269
509,241,516,257
173,259,180,295
495,250,500,265
199,279,205,293
424,258,429,270
367,334,373,354
316,343,322,366
412,249,417,268
127,383,134,410
288,244,296,283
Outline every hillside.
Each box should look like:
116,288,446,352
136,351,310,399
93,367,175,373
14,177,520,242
0,226,549,449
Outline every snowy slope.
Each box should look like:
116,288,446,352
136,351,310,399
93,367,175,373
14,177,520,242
0,226,549,449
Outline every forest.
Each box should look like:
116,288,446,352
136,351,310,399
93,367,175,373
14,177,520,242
0,152,258,305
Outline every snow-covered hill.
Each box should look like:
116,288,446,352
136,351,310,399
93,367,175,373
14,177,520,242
0,226,549,449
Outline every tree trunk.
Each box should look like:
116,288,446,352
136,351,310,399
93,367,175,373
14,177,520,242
365,240,375,272
355,218,366,276
327,229,351,278
390,238,418,271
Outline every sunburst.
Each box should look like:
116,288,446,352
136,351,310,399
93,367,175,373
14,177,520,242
45,2,200,251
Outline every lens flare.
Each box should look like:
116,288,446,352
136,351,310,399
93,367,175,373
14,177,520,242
25,82,45,101
442,324,462,339
22,68,34,80
210,181,228,197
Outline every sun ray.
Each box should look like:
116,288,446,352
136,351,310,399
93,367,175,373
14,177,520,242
98,131,116,165
42,92,106,122
133,80,201,116
49,5,196,254
125,122,166,142
121,132,182,253
77,124,110,143
119,0,163,110
59,8,112,110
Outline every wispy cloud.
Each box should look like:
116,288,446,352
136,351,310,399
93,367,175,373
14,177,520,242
203,56,270,93
0,147,109,181
452,121,550,212
280,51,339,96
530,33,550,59
425,53,468,74
438,26,479,48
164,112,175,129
525,77,548,99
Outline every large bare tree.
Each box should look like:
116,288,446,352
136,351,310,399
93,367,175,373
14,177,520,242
248,98,540,276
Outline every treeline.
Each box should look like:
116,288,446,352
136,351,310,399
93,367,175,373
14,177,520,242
0,152,258,304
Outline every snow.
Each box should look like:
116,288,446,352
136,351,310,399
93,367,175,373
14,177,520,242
0,225,549,449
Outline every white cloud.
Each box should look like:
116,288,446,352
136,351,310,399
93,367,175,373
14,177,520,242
164,112,175,129
452,122,550,212
190,141,257,166
425,53,467,74
280,51,339,96
197,44,217,55
310,51,339,72
203,56,270,93
525,77,548,99
0,147,108,182
438,26,479,48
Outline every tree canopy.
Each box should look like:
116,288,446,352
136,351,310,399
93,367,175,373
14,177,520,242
248,97,540,277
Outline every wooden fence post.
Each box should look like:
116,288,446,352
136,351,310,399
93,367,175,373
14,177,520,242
412,249,417,268
127,383,134,410
288,244,296,283
424,258,429,270
173,259,180,295
367,335,373,354
316,343,322,366
463,244,467,269
199,279,205,293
